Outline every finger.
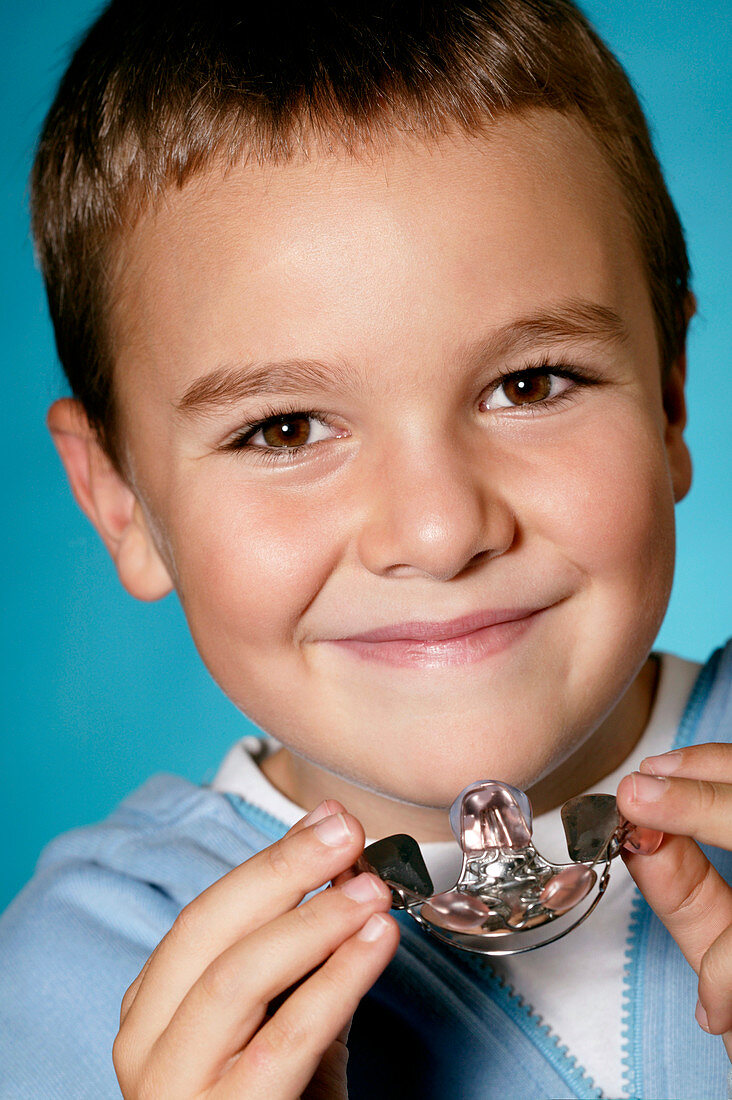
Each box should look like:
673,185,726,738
622,824,664,856
698,923,732,1035
617,771,732,849
331,867,358,889
622,833,732,973
118,809,367,1061
118,800,346,1026
146,873,393,1095
217,912,400,1100
640,743,732,784
286,799,347,838
120,956,154,1026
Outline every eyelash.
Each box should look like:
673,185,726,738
221,363,603,465
484,361,604,410
222,403,343,466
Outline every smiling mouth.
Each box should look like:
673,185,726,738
328,605,553,668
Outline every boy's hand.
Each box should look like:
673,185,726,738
113,800,399,1099
616,743,732,1061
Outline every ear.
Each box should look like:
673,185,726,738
661,294,694,504
47,398,174,601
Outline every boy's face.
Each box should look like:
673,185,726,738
94,112,690,826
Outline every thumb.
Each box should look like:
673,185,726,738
301,1017,354,1100
337,1016,353,1045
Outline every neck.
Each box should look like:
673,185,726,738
260,654,660,842
525,652,660,815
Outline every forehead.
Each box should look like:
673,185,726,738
113,111,653,409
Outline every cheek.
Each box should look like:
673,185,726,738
533,407,676,635
165,472,344,681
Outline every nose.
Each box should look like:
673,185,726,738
355,431,515,581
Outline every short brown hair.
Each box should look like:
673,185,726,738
32,0,690,475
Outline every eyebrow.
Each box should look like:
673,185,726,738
174,298,627,419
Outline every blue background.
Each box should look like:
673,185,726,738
1,0,730,913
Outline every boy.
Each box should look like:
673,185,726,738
2,0,731,1096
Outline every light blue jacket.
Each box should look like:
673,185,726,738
1,639,730,1099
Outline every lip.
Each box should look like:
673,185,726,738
328,605,552,668
338,606,545,642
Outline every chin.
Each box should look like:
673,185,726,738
360,751,549,811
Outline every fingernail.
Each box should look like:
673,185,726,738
622,826,664,855
314,812,354,846
301,800,333,827
357,913,390,941
341,873,385,902
695,999,711,1033
642,750,682,776
631,772,668,803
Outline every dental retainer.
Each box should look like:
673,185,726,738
358,780,640,956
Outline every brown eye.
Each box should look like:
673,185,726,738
501,374,552,405
237,412,339,453
483,370,574,411
260,415,312,448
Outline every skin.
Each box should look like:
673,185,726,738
48,112,731,1090
618,747,732,1059
52,113,689,829
111,801,399,1098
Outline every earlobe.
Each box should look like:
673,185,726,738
114,500,176,602
47,398,174,601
